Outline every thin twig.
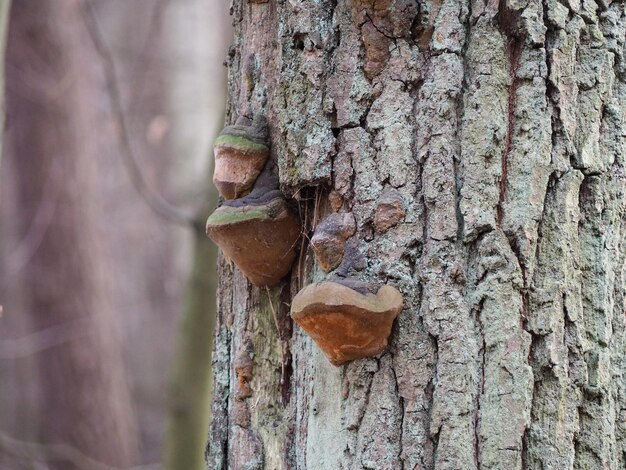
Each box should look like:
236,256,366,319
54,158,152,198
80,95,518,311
0,431,110,470
4,161,60,275
0,317,93,359
128,0,170,116
296,190,312,291
312,185,322,230
81,0,193,227
0,430,161,470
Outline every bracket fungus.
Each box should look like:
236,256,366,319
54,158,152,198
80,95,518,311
311,212,356,272
213,115,269,200
206,166,301,287
291,279,403,366
206,196,300,287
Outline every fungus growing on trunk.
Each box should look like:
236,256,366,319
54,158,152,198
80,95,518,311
206,195,300,287
290,279,403,366
206,164,301,287
311,212,356,272
213,115,269,200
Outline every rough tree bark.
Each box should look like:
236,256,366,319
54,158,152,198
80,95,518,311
207,0,626,469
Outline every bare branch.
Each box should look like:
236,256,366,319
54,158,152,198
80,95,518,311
4,161,60,275
81,0,194,227
0,317,93,359
0,429,161,470
0,430,119,470
128,0,171,116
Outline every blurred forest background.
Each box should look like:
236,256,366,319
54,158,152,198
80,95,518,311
0,0,231,468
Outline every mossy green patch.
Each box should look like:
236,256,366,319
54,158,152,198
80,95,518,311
206,207,269,226
214,134,268,152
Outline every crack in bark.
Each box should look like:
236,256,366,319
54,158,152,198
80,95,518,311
473,296,486,470
424,346,437,467
278,284,294,406
363,11,398,43
496,35,523,226
390,362,407,470
455,0,474,243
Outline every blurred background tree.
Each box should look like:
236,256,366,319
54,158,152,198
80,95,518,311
0,0,230,468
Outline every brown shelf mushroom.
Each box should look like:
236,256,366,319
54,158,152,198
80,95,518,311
206,192,301,287
291,279,403,366
311,212,356,272
213,115,269,200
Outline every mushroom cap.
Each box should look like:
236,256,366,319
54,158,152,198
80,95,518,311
213,133,269,200
291,281,403,366
206,196,300,287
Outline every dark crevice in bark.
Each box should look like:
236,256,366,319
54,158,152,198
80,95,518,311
421,329,439,462
472,296,486,470
495,3,524,226
577,174,593,232
279,283,294,406
409,6,421,45
495,50,521,227
541,0,561,174
423,350,437,467
294,187,320,291
564,295,578,373
389,359,406,470
222,437,229,470
455,0,473,244
230,0,244,25
399,396,406,470
413,0,444,50
328,0,339,13
363,11,397,43
292,33,306,51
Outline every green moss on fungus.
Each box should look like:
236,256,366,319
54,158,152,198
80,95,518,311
206,207,269,226
214,134,268,153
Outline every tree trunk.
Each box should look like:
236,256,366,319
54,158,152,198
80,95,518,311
163,2,230,468
207,1,626,469
5,1,138,467
0,0,9,175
